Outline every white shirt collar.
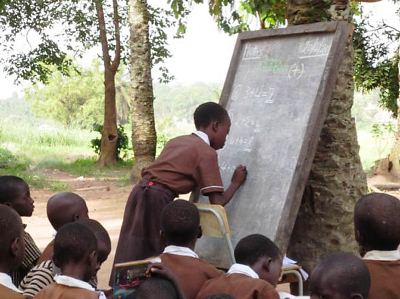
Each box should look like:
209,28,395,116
364,250,400,261
0,272,23,293
193,131,210,145
279,291,310,299
163,245,199,259
55,275,106,299
227,263,259,279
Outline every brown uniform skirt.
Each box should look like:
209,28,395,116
109,179,176,285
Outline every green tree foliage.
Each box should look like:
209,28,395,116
169,0,286,35
24,62,104,128
353,4,400,117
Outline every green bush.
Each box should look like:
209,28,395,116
0,148,19,168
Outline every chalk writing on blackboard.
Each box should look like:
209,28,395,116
298,37,331,59
242,44,263,60
288,63,305,79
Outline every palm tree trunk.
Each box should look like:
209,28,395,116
286,0,368,286
129,0,157,181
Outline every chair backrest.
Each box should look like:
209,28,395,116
194,203,231,238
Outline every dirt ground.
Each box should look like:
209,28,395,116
24,169,132,289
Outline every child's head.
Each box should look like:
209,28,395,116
47,192,89,231
78,218,111,267
234,234,282,286
136,277,180,299
161,199,201,248
0,205,25,271
53,222,98,281
354,192,400,253
194,102,230,150
0,175,34,217
205,294,235,299
310,252,370,299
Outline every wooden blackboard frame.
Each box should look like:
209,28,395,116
219,21,352,251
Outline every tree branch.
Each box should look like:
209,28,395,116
94,0,111,69
111,0,121,73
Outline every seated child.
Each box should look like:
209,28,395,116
0,175,41,285
196,234,282,299
20,218,110,298
0,205,25,299
309,252,370,299
34,222,106,299
160,199,222,299
354,192,400,299
135,277,181,299
135,263,186,299
38,192,89,263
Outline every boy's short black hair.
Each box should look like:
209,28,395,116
136,277,179,299
354,192,400,250
47,192,87,230
0,175,28,204
78,218,111,263
310,252,370,298
205,294,235,299
161,199,200,246
0,205,23,256
194,102,229,129
234,234,281,266
53,222,97,268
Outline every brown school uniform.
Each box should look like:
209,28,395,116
33,283,99,299
37,239,55,264
111,134,224,283
0,285,24,299
364,259,400,299
196,273,279,299
160,253,223,299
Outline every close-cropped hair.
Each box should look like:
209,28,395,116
53,222,97,268
135,277,179,299
78,218,111,262
234,234,281,266
311,252,370,298
47,192,87,230
161,199,200,246
354,192,400,250
0,205,23,255
0,175,28,204
193,102,229,129
205,294,235,299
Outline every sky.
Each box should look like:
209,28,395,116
0,0,398,99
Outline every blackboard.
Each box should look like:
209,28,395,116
195,21,351,268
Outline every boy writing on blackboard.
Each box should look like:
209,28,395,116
111,102,247,282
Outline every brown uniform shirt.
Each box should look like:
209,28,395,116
160,253,223,299
33,283,99,299
196,273,279,299
0,284,24,299
142,134,224,195
364,259,400,299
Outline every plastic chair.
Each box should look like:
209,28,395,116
194,203,236,265
194,202,304,295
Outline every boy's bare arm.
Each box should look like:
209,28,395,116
208,165,247,206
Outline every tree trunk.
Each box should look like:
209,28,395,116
286,0,368,289
99,68,119,166
129,0,157,181
95,0,121,167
